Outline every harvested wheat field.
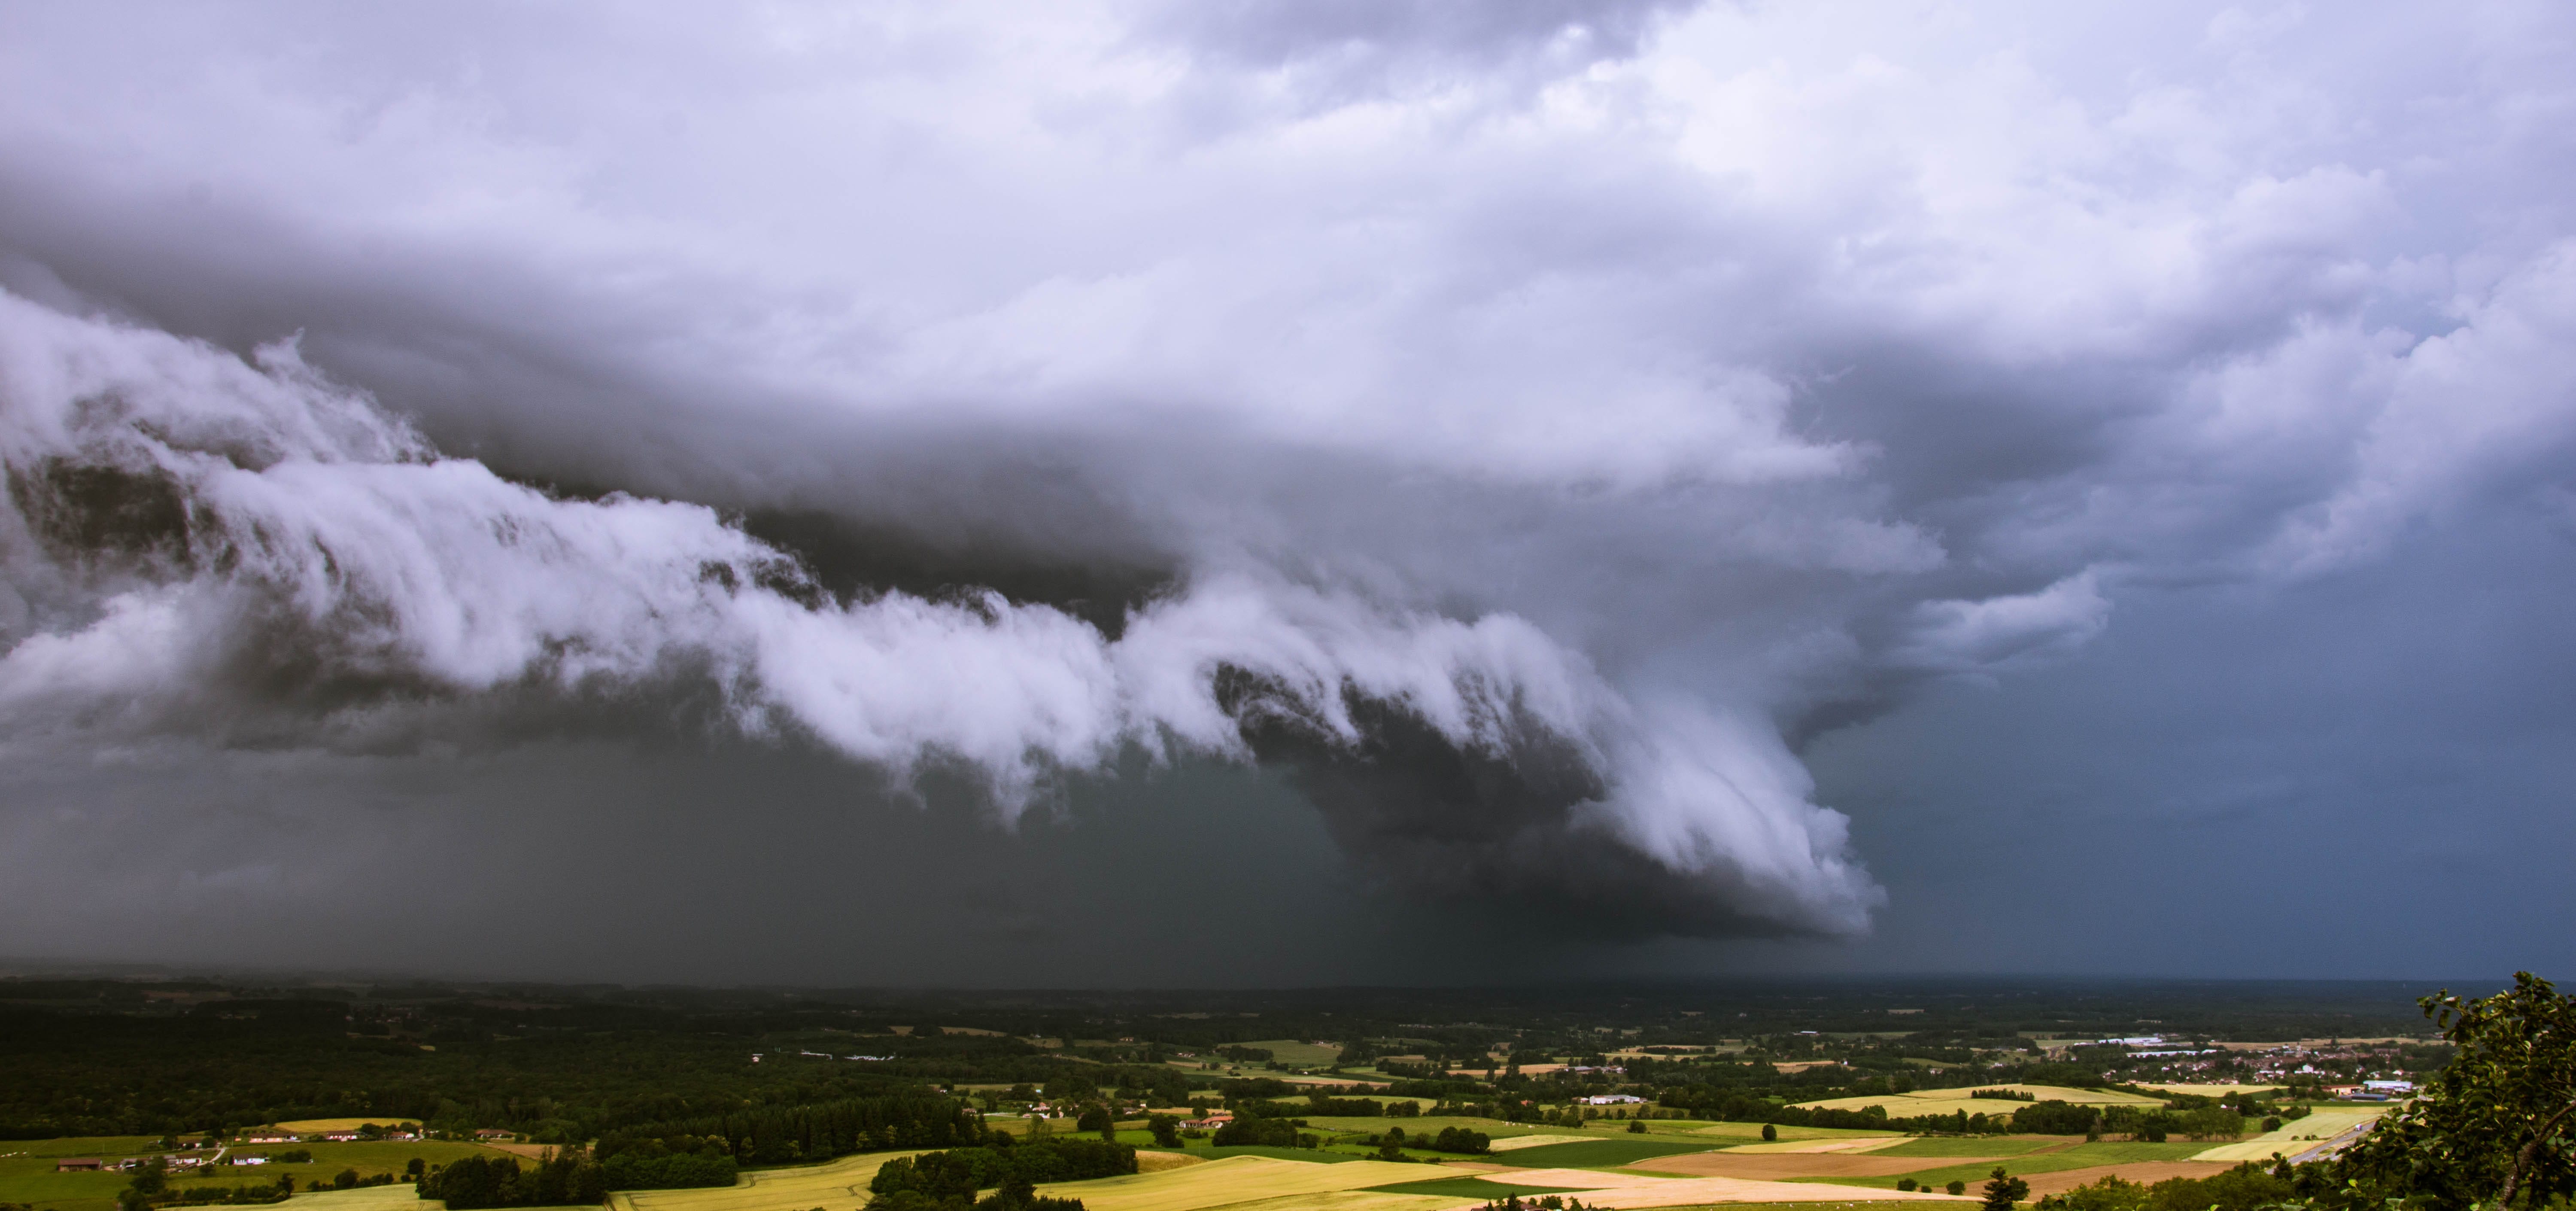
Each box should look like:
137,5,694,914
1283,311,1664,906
1431,1175,1975,1209
1717,1139,1910,1156
1134,1152,1209,1172
613,1151,919,1211
1033,1155,1428,1211
2019,1163,2234,1196
1627,1153,1995,1182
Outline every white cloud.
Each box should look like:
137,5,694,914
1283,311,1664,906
2,0,2574,947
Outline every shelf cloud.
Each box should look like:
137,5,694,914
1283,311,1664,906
0,0,2572,977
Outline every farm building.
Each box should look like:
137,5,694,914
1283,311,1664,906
1580,1094,1645,1105
474,1129,515,1141
56,1159,101,1172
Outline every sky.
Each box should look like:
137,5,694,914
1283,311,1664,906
0,0,2570,986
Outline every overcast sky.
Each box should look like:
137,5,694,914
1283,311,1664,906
0,0,2570,986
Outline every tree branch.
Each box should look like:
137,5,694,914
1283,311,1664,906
2497,1097,2576,1207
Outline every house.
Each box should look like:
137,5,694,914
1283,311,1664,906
2364,1080,2415,1094
1180,1116,1231,1131
321,1133,361,1142
233,1156,270,1166
56,1159,102,1172
1580,1094,1645,1105
244,1135,295,1144
474,1129,516,1141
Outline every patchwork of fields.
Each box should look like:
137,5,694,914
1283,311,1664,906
4,1091,2386,1211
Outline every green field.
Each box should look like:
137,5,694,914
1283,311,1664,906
0,1138,537,1211
1483,1138,1723,1168
1231,1040,1345,1067
1865,1138,2063,1158
1798,1141,2217,1189
1363,1176,1574,1199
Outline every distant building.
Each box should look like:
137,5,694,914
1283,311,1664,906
57,1159,101,1172
1180,1115,1232,1131
244,1135,295,1144
474,1129,516,1141
2364,1080,2415,1094
1581,1095,1646,1105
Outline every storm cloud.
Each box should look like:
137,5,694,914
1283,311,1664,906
0,0,2571,980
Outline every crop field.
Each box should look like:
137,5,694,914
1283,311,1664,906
611,1152,920,1211
1684,1123,1901,1143
2127,1084,2283,1096
285,1188,592,1211
1787,1140,2219,1190
0,1138,516,1211
1031,1155,1430,1211
2192,1106,2389,1163
1714,1139,1907,1156
1482,1134,1595,1153
1231,1040,1345,1067
1792,1085,2166,1114
1483,1138,1725,1169
1865,1138,2062,1159
270,1121,422,1135
1362,1176,1583,1199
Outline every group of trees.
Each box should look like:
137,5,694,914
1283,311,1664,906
598,1093,984,1166
1354,1126,1490,1158
867,1137,1133,1211
415,1150,602,1210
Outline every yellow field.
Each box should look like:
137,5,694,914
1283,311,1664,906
281,1189,591,1211
610,1152,918,1211
1483,1135,1595,1153
1792,1085,2165,1114
1032,1156,1427,1211
270,1120,422,1134
2191,1107,2390,1163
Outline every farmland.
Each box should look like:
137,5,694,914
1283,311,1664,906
0,1137,520,1211
1789,1085,2166,1114
610,1152,916,1211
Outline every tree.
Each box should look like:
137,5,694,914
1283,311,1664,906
1626,1120,1645,1134
1980,1166,2029,1211
1146,1116,1180,1149
1760,1124,1777,1142
2322,972,2576,1208
1946,1180,1968,1196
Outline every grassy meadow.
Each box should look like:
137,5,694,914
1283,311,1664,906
0,1137,534,1211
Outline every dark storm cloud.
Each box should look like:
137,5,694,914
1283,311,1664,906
0,0,2573,980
